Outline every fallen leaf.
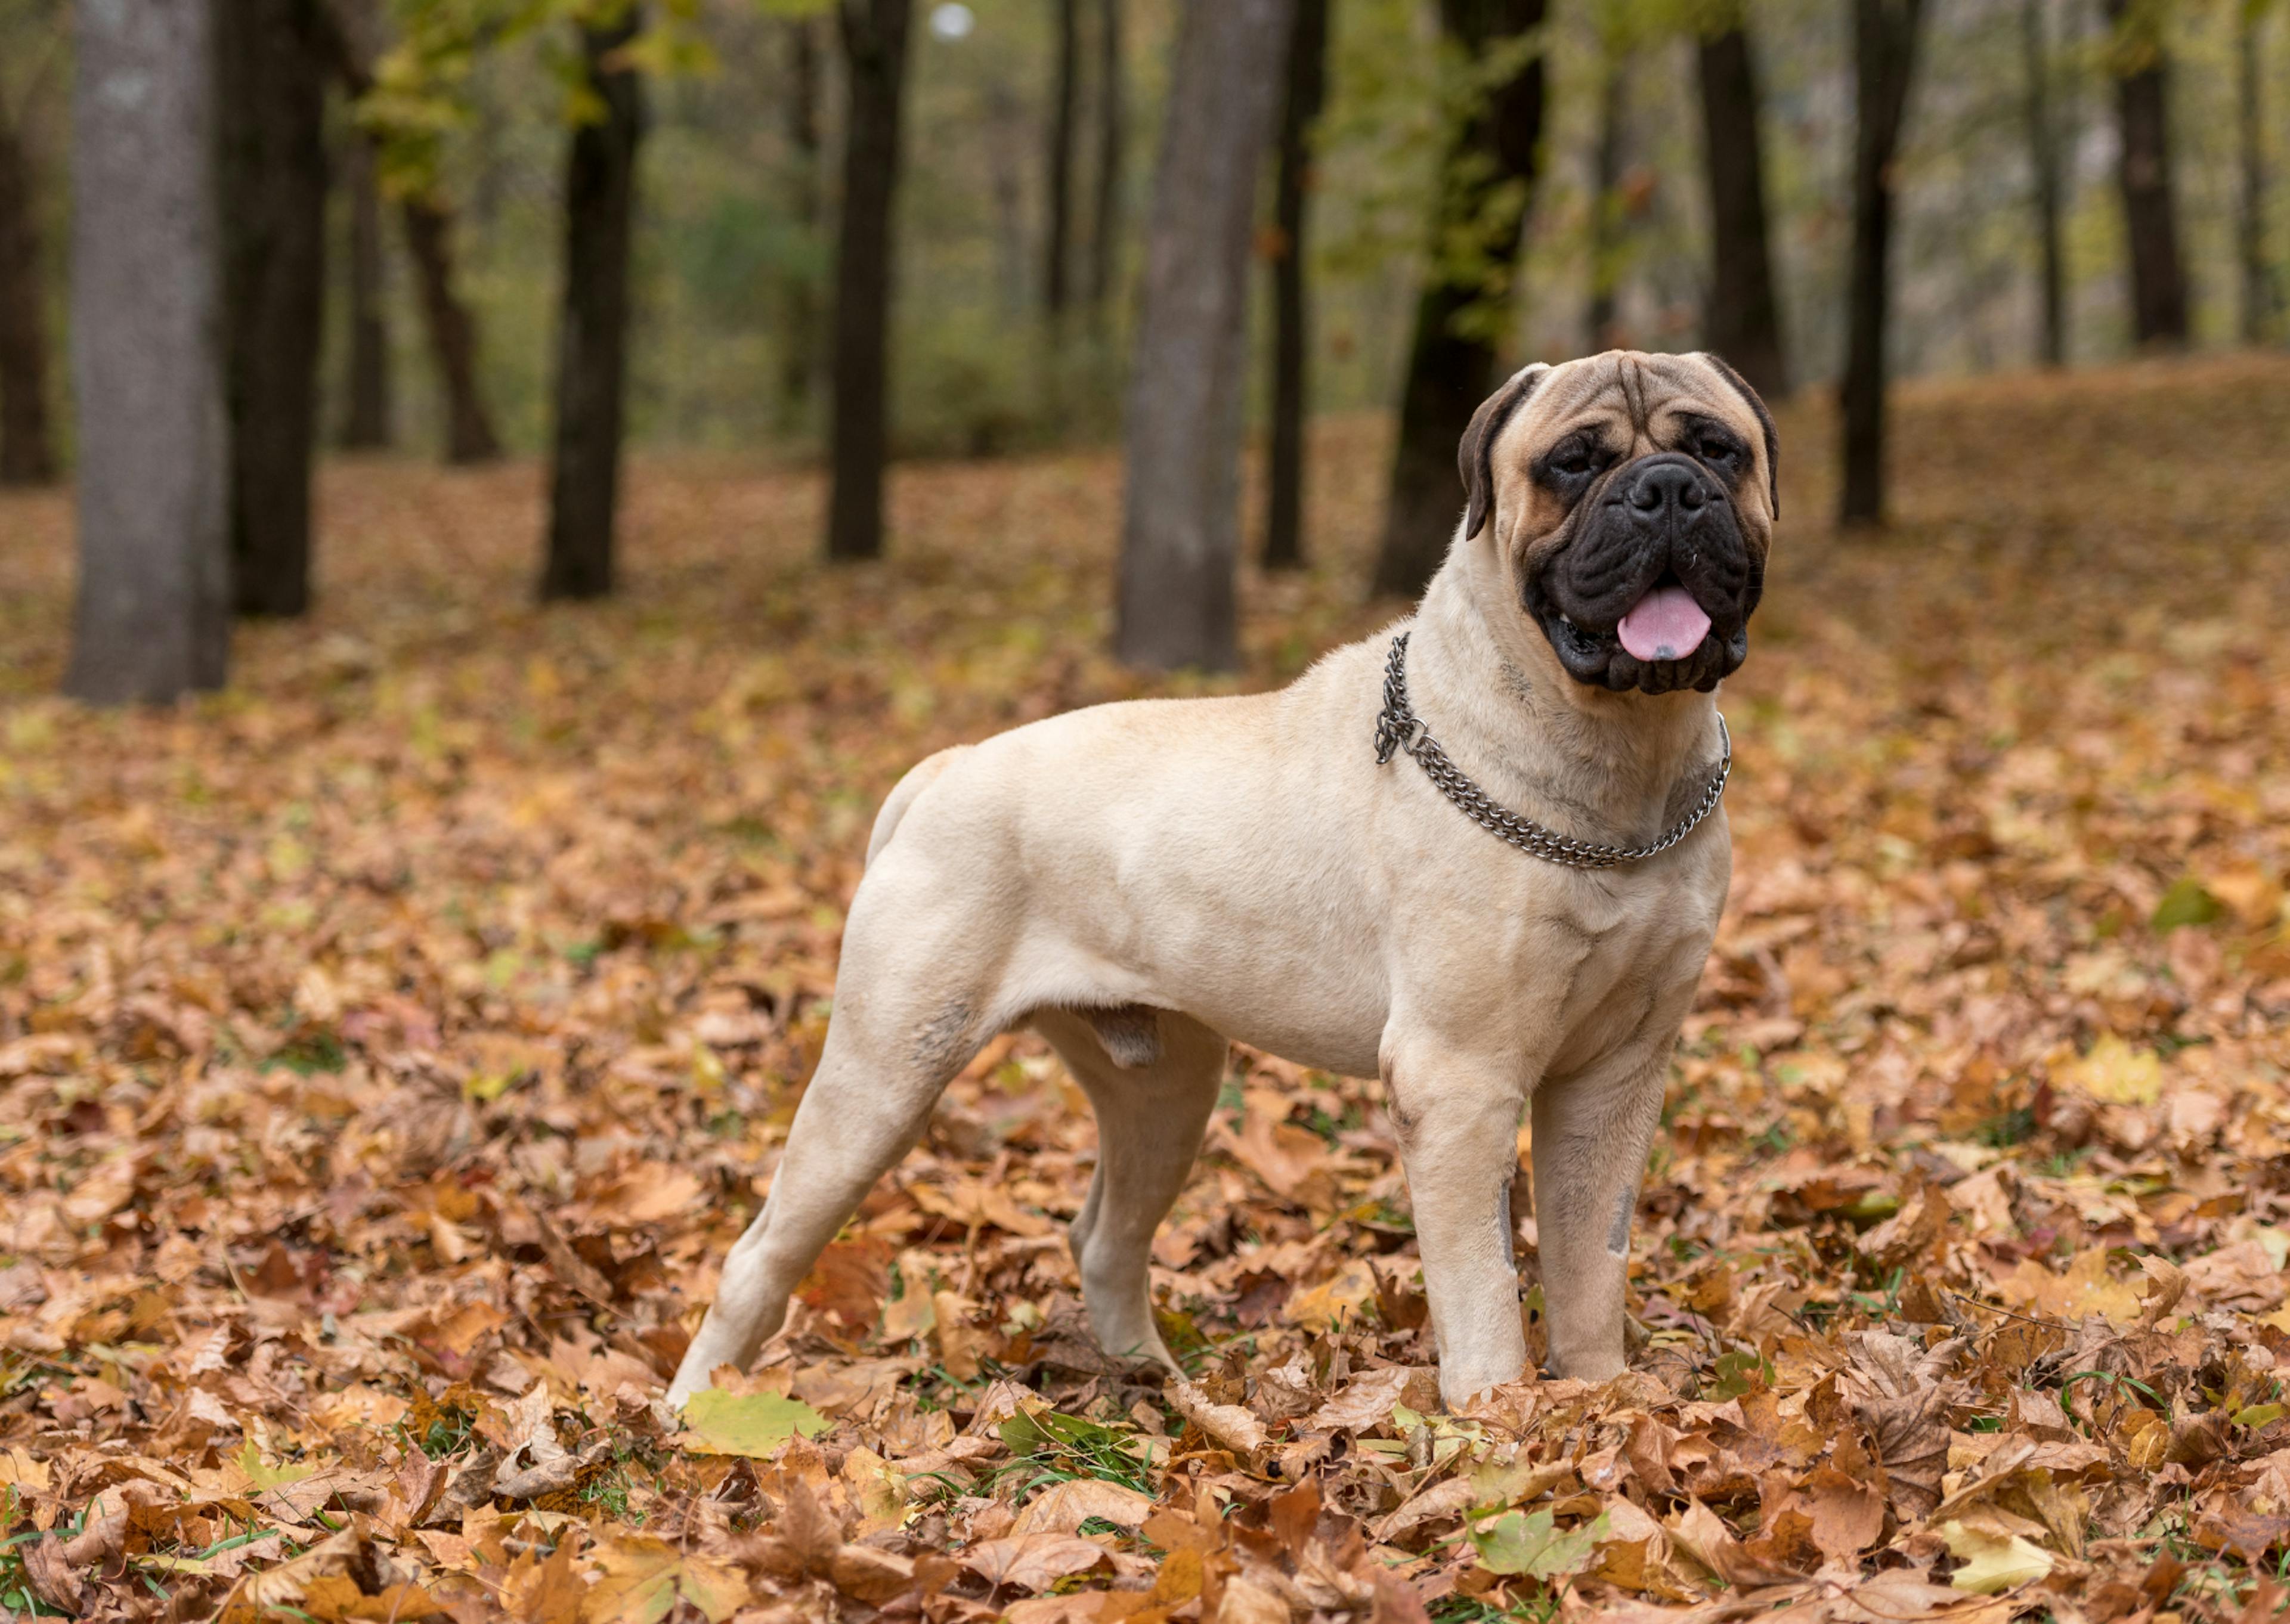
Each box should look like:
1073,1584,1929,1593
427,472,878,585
677,1389,829,1458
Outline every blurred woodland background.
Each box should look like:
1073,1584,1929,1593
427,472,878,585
0,0,2279,689
7,2,2290,1620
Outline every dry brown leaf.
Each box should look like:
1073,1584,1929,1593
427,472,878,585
1171,1378,1273,1456
1011,1476,1158,1533
958,1533,1112,1592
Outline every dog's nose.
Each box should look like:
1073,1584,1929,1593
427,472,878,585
1626,458,1705,516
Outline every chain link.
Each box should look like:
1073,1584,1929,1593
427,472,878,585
1373,631,1730,870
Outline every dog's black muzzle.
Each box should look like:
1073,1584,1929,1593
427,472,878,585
1528,453,1762,696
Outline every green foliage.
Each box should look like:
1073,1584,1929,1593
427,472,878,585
363,0,713,199
677,1390,829,1458
996,1408,1163,1498
1469,1507,1611,1579
2152,876,2226,933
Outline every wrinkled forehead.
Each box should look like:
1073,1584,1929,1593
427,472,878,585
1516,352,1757,446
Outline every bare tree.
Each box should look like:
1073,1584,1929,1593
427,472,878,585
1088,0,1125,311
1115,0,1293,670
0,67,56,486
1696,12,1788,398
1371,0,1549,602
1045,0,1078,323
1839,0,1927,528
1264,0,1329,572
541,11,646,602
2020,0,2066,366
2238,0,2281,344
1585,37,1627,353
66,0,230,702
2104,0,2187,348
778,16,825,433
339,129,394,447
219,0,331,618
400,198,504,462
320,0,503,464
826,0,914,563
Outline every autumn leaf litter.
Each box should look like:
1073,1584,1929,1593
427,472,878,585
2,361,2290,1621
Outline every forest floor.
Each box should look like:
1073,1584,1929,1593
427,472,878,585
2,355,2290,1624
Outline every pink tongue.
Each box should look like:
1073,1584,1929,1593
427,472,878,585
1616,585,1712,664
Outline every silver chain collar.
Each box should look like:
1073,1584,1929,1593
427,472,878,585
1372,631,1731,871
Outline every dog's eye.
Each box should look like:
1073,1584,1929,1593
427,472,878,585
1697,434,1743,469
1550,442,1602,477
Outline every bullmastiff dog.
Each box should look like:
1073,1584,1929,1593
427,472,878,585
667,349,1777,1409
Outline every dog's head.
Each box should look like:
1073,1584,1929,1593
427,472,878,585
1457,351,1778,697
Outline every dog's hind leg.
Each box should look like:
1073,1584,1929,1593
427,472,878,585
1035,1008,1226,1370
659,962,989,1402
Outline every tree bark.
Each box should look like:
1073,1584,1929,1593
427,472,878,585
825,0,914,563
1695,20,1788,399
339,129,394,447
541,13,646,603
316,0,496,462
1044,0,1078,323
1370,0,1548,603
1115,0,1293,669
400,196,502,463
1089,0,1125,310
1586,44,1626,353
2238,1,2279,345
778,16,824,433
218,0,330,618
0,100,56,485
2021,0,2066,366
1263,0,1328,572
66,0,231,702
1839,0,1926,529
2105,0,2187,349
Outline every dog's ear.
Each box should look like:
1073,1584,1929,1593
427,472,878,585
1695,352,1779,520
1458,362,1549,540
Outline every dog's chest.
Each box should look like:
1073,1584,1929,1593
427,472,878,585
1408,857,1725,1069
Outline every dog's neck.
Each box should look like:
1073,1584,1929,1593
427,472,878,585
1404,534,1723,850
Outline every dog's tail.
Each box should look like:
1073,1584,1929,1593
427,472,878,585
865,746,970,867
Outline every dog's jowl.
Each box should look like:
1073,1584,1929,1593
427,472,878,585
668,351,1778,1410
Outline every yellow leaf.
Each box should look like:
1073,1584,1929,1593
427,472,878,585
2059,1035,2161,1106
580,1536,748,1624
677,1389,828,1459
1288,1259,1377,1331
1938,1519,2054,1593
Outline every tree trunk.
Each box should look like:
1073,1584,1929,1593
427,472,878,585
0,101,56,486
541,13,646,603
1695,19,1788,399
1045,0,1078,323
1089,0,1125,310
1115,0,1293,669
778,16,823,433
2238,1,2279,345
1586,44,1626,352
339,129,394,447
2105,0,2188,349
1263,0,1328,572
401,196,503,463
987,83,1029,317
825,0,914,563
2021,0,2066,367
1370,0,1548,603
317,0,498,463
218,0,330,618
1838,0,1926,529
66,0,231,702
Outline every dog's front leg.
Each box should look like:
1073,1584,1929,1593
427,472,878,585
1384,1042,1529,1409
1528,1048,1669,1381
